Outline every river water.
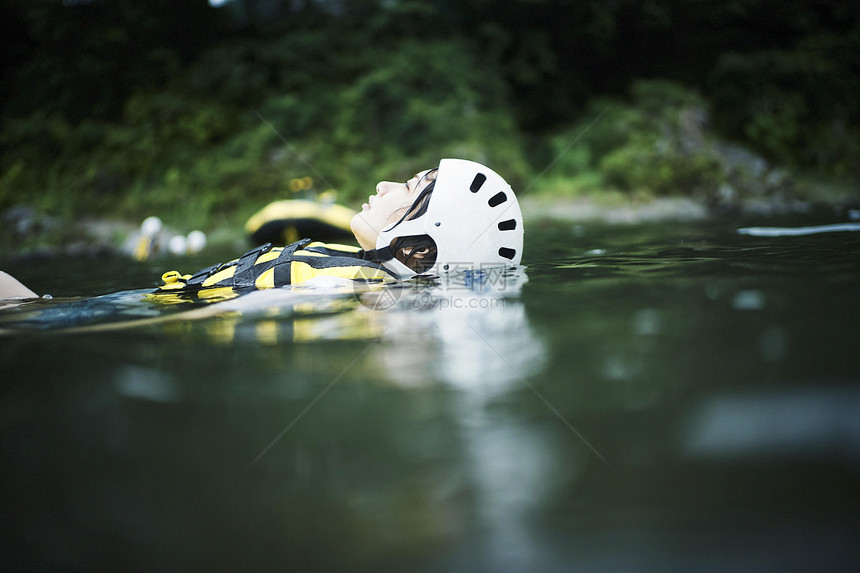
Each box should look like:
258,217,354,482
2,215,859,571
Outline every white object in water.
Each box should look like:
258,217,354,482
168,235,188,255
141,216,163,237
738,223,860,237
186,230,207,254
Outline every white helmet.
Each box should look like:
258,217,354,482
373,158,524,277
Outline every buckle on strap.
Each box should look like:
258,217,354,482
232,242,274,287
276,238,313,262
186,262,225,286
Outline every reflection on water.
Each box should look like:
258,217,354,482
366,271,555,569
2,219,860,570
114,366,181,403
368,268,542,389
684,388,860,462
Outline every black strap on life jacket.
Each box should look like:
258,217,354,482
360,246,394,263
269,238,311,285
180,238,313,291
183,243,275,288
186,260,235,287
232,242,275,288
234,238,312,288
290,252,391,271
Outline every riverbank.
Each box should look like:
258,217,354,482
521,192,860,226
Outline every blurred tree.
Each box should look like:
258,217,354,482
2,0,858,223
1,0,222,122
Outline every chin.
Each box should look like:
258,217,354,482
350,217,374,250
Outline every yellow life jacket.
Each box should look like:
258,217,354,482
152,239,396,302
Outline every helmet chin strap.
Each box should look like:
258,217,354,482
361,246,393,263
361,245,418,279
373,216,428,278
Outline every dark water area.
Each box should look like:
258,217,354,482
2,217,860,571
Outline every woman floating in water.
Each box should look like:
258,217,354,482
0,159,523,305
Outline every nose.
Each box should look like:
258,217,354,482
376,181,398,196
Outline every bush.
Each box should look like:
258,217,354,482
710,40,860,178
533,79,814,206
328,38,530,194
537,80,724,197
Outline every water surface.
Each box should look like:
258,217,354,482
2,217,859,571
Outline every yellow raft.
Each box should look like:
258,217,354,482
245,199,356,245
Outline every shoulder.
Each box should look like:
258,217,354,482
288,241,397,284
297,242,363,256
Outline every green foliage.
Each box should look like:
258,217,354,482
1,0,858,240
709,30,860,177
600,144,717,198
0,26,531,229
328,38,529,193
599,83,724,196
2,0,218,122
537,81,724,198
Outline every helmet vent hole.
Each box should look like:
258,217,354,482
498,219,517,231
470,173,487,193
499,247,516,260
488,192,507,207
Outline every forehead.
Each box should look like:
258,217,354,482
410,168,437,186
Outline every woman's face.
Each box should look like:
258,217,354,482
351,169,436,250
